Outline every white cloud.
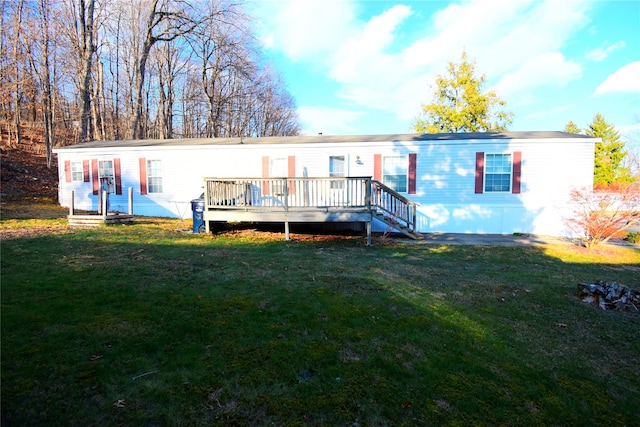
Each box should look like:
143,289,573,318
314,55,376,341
297,105,365,135
594,61,640,95
330,5,412,81
525,105,569,120
254,0,596,123
492,52,583,98
586,40,625,62
258,0,358,63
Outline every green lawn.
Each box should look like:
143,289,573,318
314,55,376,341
1,209,639,426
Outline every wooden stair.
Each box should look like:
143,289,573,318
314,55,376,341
67,213,135,227
370,180,423,240
373,211,423,240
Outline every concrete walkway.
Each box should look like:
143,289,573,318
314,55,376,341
390,233,639,248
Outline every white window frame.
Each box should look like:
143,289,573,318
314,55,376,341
329,155,345,189
70,161,83,182
98,160,115,193
146,159,163,194
269,157,287,195
383,155,408,192
98,160,114,179
484,153,512,193
269,157,287,177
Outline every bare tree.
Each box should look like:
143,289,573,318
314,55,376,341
190,19,252,137
25,0,56,167
150,37,187,139
66,0,96,141
130,0,204,139
9,0,25,147
186,3,299,138
3,0,300,151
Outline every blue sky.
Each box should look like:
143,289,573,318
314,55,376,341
248,0,640,142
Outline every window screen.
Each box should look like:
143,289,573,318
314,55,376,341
484,153,512,192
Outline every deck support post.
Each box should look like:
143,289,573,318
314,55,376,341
102,190,108,220
200,176,418,244
69,190,75,216
128,187,133,215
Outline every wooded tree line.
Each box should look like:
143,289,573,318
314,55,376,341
1,0,301,167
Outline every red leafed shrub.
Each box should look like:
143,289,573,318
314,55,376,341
566,182,640,249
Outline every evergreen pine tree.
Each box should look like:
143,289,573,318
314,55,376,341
585,114,631,187
564,121,581,134
412,52,513,133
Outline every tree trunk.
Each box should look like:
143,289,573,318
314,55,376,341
78,0,96,142
12,0,25,148
39,0,55,168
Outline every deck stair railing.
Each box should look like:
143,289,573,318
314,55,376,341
203,177,422,239
371,180,422,239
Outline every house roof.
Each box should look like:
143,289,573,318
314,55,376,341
54,131,596,151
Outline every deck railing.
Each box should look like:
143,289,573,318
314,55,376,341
203,177,418,233
371,180,418,234
204,177,373,210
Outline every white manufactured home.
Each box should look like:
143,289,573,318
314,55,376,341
53,132,596,239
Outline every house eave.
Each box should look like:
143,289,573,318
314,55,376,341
53,131,598,153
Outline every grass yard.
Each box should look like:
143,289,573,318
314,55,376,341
1,204,639,426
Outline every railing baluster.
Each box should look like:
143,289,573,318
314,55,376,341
203,177,417,235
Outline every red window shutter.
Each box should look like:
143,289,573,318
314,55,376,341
139,158,147,195
114,158,122,195
92,159,99,195
373,154,382,181
474,152,484,194
287,156,295,177
512,151,522,194
262,156,269,195
64,160,71,183
408,153,417,194
83,160,90,182
288,155,296,195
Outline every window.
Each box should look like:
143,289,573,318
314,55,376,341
484,153,512,192
93,158,122,195
270,157,287,195
270,157,287,176
383,155,408,192
329,156,345,189
98,160,115,193
98,160,114,178
71,161,83,182
147,160,163,193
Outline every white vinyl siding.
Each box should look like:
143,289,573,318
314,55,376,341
53,134,595,235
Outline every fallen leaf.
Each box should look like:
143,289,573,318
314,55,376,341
89,354,103,361
113,399,126,408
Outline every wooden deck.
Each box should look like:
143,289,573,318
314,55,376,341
67,213,135,227
66,188,135,228
202,177,421,243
